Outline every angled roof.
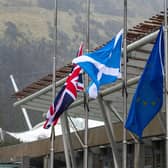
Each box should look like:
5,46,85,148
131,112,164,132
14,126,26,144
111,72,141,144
13,11,166,123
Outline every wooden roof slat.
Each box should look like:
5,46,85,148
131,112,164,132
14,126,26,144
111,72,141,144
150,17,163,22
145,20,163,25
132,26,149,33
55,72,67,78
21,88,37,93
128,28,147,35
127,30,145,35
58,69,72,74
35,80,51,86
154,14,164,20
39,76,52,81
153,18,164,23
160,11,168,15
27,83,46,88
140,22,161,28
144,21,160,27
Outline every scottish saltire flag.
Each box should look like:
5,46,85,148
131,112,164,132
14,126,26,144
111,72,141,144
125,26,164,138
72,30,123,98
43,44,84,129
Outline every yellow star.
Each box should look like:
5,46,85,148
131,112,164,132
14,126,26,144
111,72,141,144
143,101,147,106
151,101,156,106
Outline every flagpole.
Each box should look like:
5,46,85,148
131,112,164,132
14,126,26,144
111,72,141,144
164,0,168,168
123,0,127,168
50,0,58,167
83,0,90,168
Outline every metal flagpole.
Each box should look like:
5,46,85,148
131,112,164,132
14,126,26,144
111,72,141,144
83,0,90,167
123,0,127,168
50,0,58,167
50,126,55,168
164,0,168,168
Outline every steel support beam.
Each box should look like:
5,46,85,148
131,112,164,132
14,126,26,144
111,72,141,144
10,74,32,130
60,117,71,168
134,142,144,168
62,113,77,168
19,76,140,114
98,95,120,168
14,78,66,107
68,115,85,148
104,101,138,142
158,112,166,133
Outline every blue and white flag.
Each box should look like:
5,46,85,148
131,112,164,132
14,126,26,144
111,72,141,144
125,26,164,138
72,30,123,98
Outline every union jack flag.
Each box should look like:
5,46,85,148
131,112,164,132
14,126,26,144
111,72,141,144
43,43,84,129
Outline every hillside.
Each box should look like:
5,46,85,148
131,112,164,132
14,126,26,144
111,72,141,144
0,0,163,132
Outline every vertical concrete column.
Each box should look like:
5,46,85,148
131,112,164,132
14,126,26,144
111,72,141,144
152,140,165,168
21,156,30,168
160,140,166,168
134,142,140,168
43,155,49,168
134,142,144,168
88,151,93,168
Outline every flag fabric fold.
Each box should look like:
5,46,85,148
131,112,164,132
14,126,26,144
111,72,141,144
72,30,123,98
43,44,84,129
125,26,165,138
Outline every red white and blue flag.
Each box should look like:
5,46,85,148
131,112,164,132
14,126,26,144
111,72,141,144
43,43,84,129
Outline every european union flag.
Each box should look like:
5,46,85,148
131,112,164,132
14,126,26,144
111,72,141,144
125,26,165,138
72,30,123,98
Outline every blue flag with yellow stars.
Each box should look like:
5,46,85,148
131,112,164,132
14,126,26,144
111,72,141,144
125,26,164,138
